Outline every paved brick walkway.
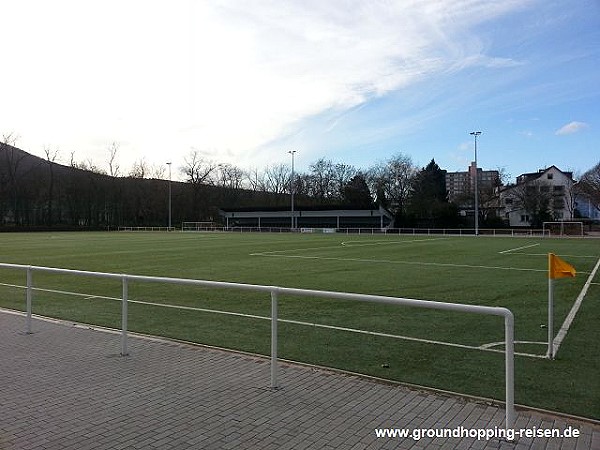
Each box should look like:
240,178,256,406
1,310,598,450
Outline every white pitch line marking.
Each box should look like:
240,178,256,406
480,340,546,349
506,253,599,259
552,256,600,357
479,340,547,359
340,237,447,247
0,282,543,358
252,253,547,273
0,283,119,301
498,243,540,254
250,237,445,256
251,244,345,256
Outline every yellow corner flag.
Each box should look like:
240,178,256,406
548,253,576,279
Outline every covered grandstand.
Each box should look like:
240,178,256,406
219,206,393,229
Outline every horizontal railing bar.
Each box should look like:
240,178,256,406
0,263,124,280
0,262,510,318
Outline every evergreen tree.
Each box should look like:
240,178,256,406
407,159,456,226
342,174,372,208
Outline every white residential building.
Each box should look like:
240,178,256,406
499,166,575,227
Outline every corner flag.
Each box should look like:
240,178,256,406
547,253,576,359
548,253,576,279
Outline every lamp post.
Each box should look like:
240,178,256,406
469,131,482,236
288,150,296,229
166,162,172,230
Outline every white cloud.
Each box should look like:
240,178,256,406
0,0,536,171
555,121,589,135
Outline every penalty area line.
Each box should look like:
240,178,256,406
498,243,540,254
251,237,446,256
340,237,447,247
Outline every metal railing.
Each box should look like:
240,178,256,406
180,226,549,237
118,227,176,232
0,262,515,428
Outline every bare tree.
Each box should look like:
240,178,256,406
68,152,106,174
308,158,336,199
561,170,580,221
367,153,417,216
43,146,60,164
293,173,312,197
1,132,20,146
332,163,356,200
245,167,268,192
579,162,600,211
129,158,149,178
474,170,504,224
125,157,165,179
511,180,553,227
215,163,244,190
43,145,61,225
149,163,166,179
1,140,40,225
180,149,217,184
85,159,106,174
496,167,511,186
107,142,120,177
264,163,290,194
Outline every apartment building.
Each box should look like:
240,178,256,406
445,162,500,205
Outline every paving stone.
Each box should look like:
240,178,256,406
1,310,598,450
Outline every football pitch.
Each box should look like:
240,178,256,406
0,231,598,419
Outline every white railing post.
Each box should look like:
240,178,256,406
270,289,279,389
26,266,33,334
504,310,515,431
121,275,129,356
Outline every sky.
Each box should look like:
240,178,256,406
1,0,599,182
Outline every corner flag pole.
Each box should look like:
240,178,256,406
547,266,554,359
547,253,576,359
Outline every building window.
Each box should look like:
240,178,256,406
547,173,554,180
520,214,530,222
553,185,564,193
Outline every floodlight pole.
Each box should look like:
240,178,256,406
167,162,172,230
288,150,296,230
470,132,482,236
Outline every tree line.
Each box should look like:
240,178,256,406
1,134,599,229
0,142,285,229
180,149,463,226
0,142,451,228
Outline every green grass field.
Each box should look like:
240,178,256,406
0,231,598,419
